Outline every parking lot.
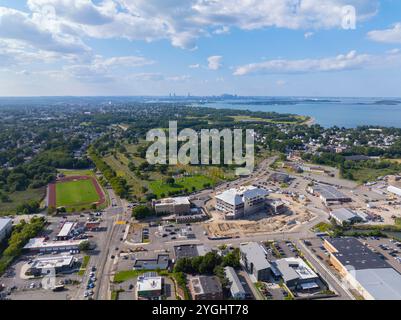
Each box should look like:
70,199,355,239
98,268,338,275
0,211,110,301
361,237,401,273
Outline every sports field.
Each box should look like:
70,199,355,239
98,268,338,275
55,179,100,207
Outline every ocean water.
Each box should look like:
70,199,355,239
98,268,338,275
1,96,401,129
202,97,401,128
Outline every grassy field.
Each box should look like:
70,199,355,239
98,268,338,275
78,255,90,276
347,167,401,183
58,169,95,177
149,175,215,198
56,179,100,208
313,222,334,233
0,188,45,216
103,140,236,200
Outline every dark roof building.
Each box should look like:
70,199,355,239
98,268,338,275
189,276,223,300
324,237,401,300
270,172,291,183
308,184,352,205
325,237,389,270
133,254,170,270
173,244,210,260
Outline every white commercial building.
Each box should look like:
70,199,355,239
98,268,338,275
137,274,163,299
57,222,76,240
330,208,365,225
0,218,12,242
216,186,268,219
27,255,77,275
152,197,191,215
23,238,85,253
387,185,401,197
271,258,319,290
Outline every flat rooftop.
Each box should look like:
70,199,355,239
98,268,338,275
216,186,268,206
137,276,162,292
0,218,12,231
190,276,222,295
57,222,75,237
134,254,169,269
156,197,190,205
272,258,318,283
314,184,350,200
30,255,75,269
354,268,401,300
174,244,210,260
330,208,361,222
326,237,390,270
240,242,271,271
24,238,85,250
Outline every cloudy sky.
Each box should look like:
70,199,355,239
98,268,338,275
0,0,401,97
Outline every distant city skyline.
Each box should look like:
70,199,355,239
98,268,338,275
1,1,401,97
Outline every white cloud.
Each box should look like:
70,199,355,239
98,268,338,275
304,32,314,39
14,0,379,50
208,55,223,70
127,73,190,82
63,55,155,81
368,23,401,44
0,6,89,54
166,75,191,82
276,79,287,86
189,64,200,69
233,51,390,75
213,26,230,35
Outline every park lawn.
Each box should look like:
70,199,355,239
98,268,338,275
56,179,100,207
149,175,215,198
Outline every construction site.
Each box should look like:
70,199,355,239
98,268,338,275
204,193,316,238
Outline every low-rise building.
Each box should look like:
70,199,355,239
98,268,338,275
133,254,170,270
268,200,286,215
137,273,163,300
215,186,268,220
224,266,246,299
330,208,364,226
307,184,352,206
56,222,76,240
27,255,77,276
271,258,319,290
23,238,85,253
188,276,223,300
152,197,191,215
240,242,271,282
387,185,401,197
269,173,291,183
324,237,401,300
174,244,211,261
0,218,12,242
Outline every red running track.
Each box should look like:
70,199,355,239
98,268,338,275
47,175,105,208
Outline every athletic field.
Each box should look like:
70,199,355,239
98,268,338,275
56,179,99,207
48,176,105,210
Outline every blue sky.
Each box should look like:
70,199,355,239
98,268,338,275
0,0,401,97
